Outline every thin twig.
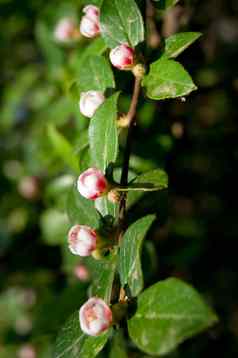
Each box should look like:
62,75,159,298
119,75,141,225
118,75,141,302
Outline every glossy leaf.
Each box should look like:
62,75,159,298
119,215,155,296
78,55,115,92
95,196,118,218
128,278,218,356
142,58,197,100
100,0,144,48
88,250,118,303
164,32,202,58
127,169,168,208
89,92,119,171
109,330,128,358
54,312,109,358
67,183,100,228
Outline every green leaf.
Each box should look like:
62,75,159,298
89,93,119,171
54,312,109,358
119,168,168,191
88,250,118,303
128,278,218,356
67,183,100,228
47,124,79,172
95,196,118,218
79,332,111,358
79,147,93,172
119,215,155,296
100,0,144,48
109,330,128,358
127,169,168,208
142,58,197,100
78,55,115,92
164,32,202,58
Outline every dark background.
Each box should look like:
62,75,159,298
0,0,238,356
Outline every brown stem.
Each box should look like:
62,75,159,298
117,75,141,302
119,75,141,224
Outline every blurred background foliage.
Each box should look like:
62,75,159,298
0,0,238,356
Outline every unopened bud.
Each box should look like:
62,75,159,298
80,5,100,38
79,91,105,118
109,44,135,70
79,297,112,336
77,168,108,200
68,225,97,257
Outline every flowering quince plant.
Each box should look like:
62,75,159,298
53,1,218,357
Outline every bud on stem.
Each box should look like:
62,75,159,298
79,297,112,336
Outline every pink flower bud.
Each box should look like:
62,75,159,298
80,5,100,38
77,168,108,200
74,264,90,281
68,225,97,256
54,18,77,42
79,297,112,336
79,91,105,118
83,5,100,21
109,44,135,70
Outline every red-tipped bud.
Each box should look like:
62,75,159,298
54,18,78,43
80,5,100,38
83,5,100,21
77,168,108,200
79,91,105,118
68,225,97,257
79,297,112,336
109,44,135,70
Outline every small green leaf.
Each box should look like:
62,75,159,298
142,58,197,100
88,251,117,303
89,92,119,171
128,278,218,356
100,0,144,48
127,169,168,208
164,32,202,58
119,215,155,296
95,196,118,218
80,332,111,358
54,312,109,358
47,124,79,172
78,55,115,92
67,183,100,228
119,169,168,192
